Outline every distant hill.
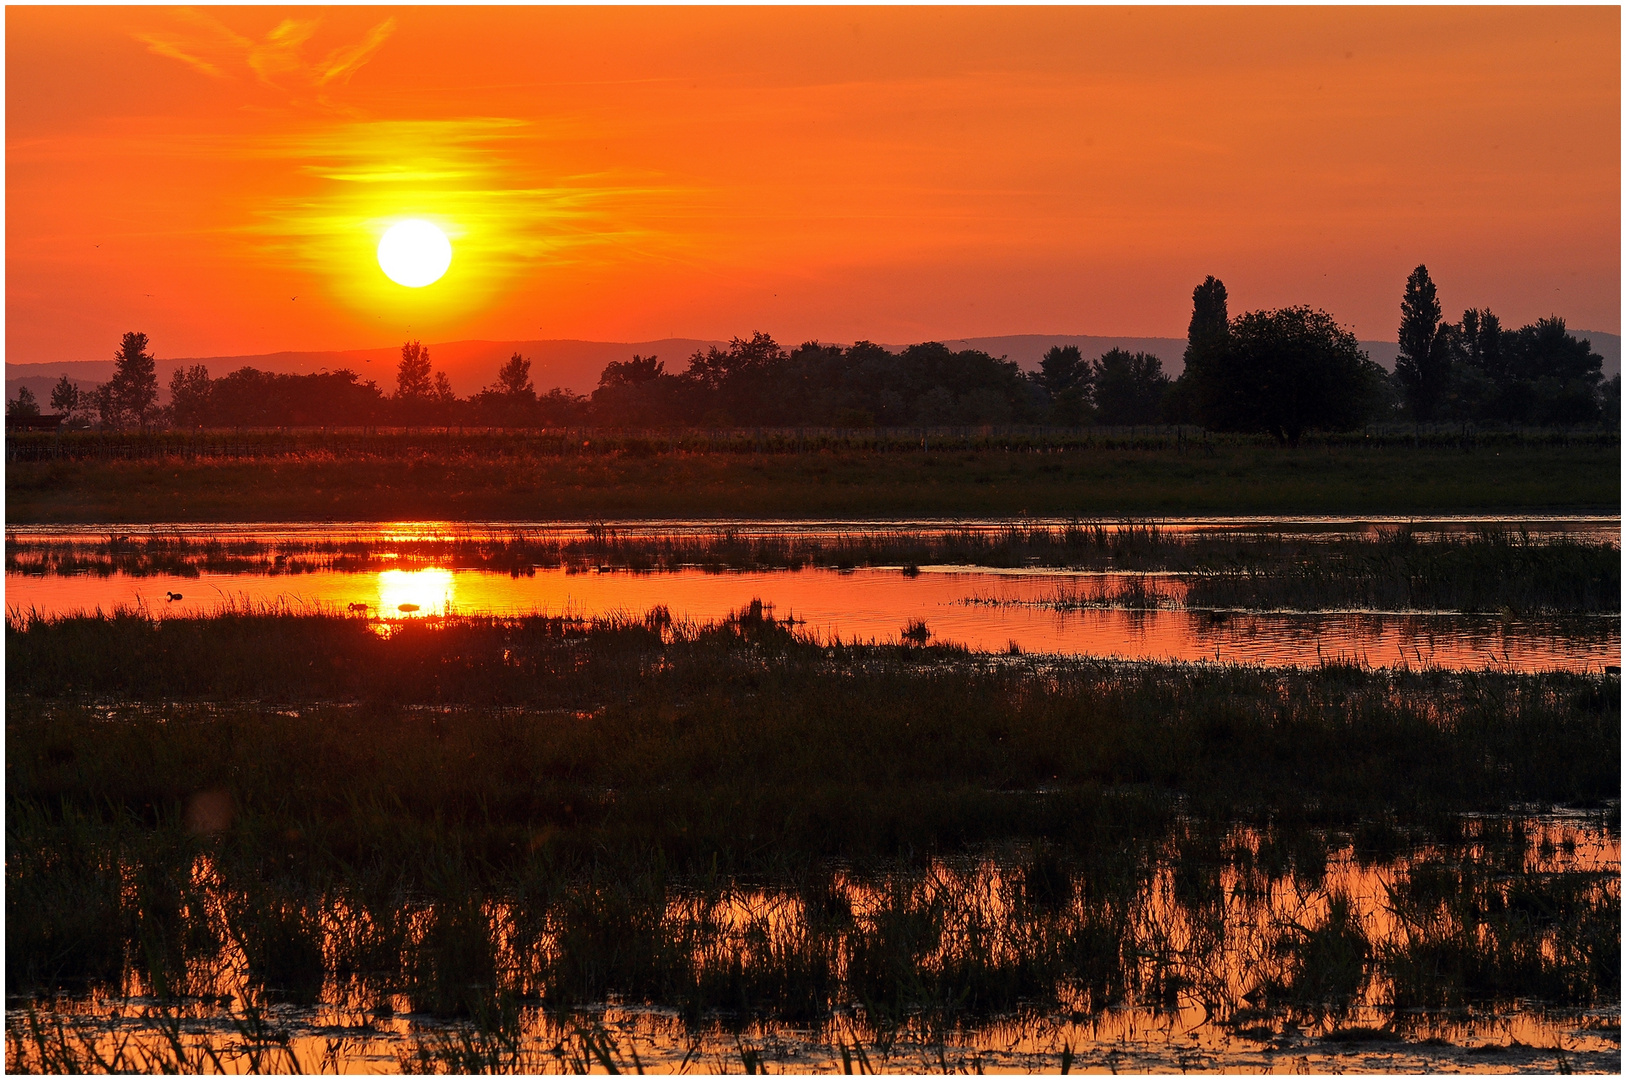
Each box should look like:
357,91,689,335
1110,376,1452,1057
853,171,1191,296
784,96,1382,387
9,331,1618,408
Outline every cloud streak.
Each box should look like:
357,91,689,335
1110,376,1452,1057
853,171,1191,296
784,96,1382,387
217,115,694,319
135,10,396,106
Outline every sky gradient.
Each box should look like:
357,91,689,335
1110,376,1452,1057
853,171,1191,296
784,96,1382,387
7,5,1620,364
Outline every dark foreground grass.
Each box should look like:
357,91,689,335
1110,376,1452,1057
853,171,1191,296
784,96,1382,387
8,439,1619,522
9,606,1617,875
8,608,1618,1056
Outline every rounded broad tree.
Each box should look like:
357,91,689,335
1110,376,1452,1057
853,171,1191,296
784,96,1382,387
1205,306,1381,445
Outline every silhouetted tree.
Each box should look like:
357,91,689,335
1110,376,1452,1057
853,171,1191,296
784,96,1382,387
168,365,212,428
395,340,433,400
683,332,786,389
106,331,160,429
535,387,590,425
490,352,535,398
1444,309,1606,425
209,368,386,427
472,352,539,426
1039,345,1087,396
1173,276,1230,425
431,371,455,404
1459,308,1507,378
8,385,40,417
392,340,460,423
1204,307,1380,444
592,354,681,426
598,354,665,388
1184,277,1229,364
1039,344,1089,424
1511,316,1603,384
50,375,80,416
1090,349,1171,425
1394,265,1449,422
587,337,1040,428
1511,316,1604,425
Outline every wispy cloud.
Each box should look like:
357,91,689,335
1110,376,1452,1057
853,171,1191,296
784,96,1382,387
224,116,692,298
135,9,396,106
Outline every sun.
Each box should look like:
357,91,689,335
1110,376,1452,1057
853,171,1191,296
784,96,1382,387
377,220,452,288
377,567,455,616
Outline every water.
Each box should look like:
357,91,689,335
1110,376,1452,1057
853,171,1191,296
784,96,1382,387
7,514,1618,541
8,519,1619,1070
6,518,1618,672
7,563,1617,674
8,815,1619,1073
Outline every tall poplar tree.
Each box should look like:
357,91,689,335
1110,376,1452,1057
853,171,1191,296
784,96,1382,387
1394,265,1448,422
1179,275,1233,428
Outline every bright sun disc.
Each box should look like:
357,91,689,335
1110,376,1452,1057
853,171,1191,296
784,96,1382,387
377,220,452,287
377,567,455,616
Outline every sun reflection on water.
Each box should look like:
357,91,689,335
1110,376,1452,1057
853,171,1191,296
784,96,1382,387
377,567,454,616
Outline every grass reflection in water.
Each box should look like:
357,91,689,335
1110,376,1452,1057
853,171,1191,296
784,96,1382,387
6,821,1618,1072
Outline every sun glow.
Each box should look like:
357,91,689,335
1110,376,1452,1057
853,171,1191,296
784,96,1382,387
377,567,455,616
377,219,452,287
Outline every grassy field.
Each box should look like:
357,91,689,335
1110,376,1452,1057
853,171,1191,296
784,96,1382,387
7,437,1619,522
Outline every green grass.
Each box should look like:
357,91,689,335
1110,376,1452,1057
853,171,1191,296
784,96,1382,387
7,438,1618,522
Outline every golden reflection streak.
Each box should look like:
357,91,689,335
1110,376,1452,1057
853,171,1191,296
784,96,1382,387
376,567,455,617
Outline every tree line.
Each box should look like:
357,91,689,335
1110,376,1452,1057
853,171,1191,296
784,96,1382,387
12,270,1618,436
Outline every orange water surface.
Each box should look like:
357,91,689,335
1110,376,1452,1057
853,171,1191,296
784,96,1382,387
6,563,1617,673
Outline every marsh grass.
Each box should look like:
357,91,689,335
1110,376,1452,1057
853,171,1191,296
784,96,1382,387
7,606,1618,851
6,996,306,1074
8,606,1618,1068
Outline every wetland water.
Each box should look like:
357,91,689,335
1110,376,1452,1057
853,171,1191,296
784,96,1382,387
6,517,1619,672
7,516,1620,1072
9,815,1620,1074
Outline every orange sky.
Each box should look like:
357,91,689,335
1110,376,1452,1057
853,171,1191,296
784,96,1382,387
7,6,1620,363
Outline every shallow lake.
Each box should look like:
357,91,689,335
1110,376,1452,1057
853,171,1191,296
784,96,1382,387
6,517,1618,673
